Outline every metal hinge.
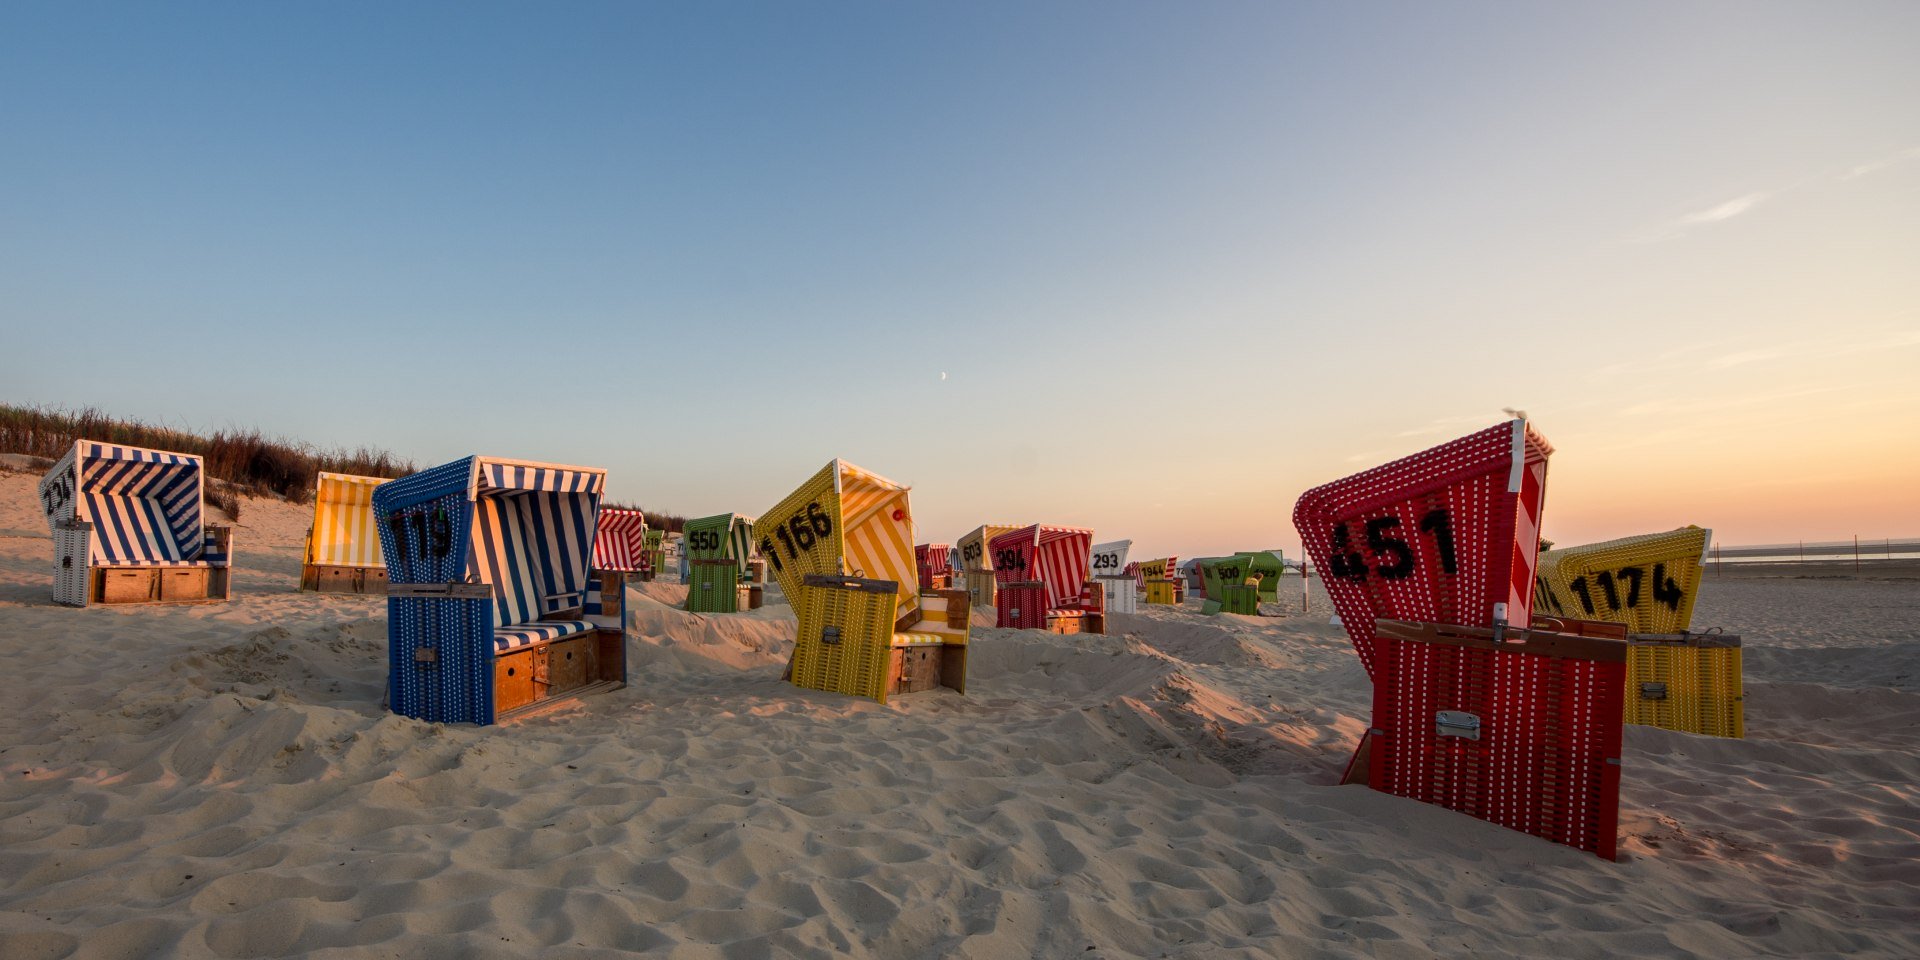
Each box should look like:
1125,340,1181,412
1436,711,1482,740
413,647,439,664
1640,681,1668,701
821,626,842,646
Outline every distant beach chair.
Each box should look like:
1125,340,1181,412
1294,419,1628,860
761,460,969,703
1536,526,1742,738
1198,556,1260,615
301,472,390,594
1181,557,1215,598
1091,539,1136,614
39,440,233,606
373,456,626,725
1197,552,1285,614
990,524,1101,634
683,512,755,613
915,542,954,590
1135,556,1181,605
957,523,1024,611
641,527,665,580
1241,551,1287,602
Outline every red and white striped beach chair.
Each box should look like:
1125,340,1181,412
989,524,1100,634
592,508,649,583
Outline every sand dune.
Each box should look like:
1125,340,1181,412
0,470,1915,958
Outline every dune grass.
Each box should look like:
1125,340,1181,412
0,404,416,519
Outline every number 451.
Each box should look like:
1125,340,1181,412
1327,508,1458,582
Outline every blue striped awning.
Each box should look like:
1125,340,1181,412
75,441,204,565
374,456,608,631
477,461,606,495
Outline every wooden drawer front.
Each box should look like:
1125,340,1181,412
160,568,210,601
546,636,597,694
496,649,540,714
102,569,157,603
890,646,942,695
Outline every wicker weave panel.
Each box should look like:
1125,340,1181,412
1371,629,1626,860
1535,526,1710,634
1216,584,1259,615
1294,420,1552,680
1626,639,1744,738
685,561,739,613
791,580,897,703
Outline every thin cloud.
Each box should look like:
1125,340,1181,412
1706,348,1787,370
1637,192,1769,242
1841,146,1920,181
1676,192,1769,227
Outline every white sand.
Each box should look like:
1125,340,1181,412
0,470,1915,958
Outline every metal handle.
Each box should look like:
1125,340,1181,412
1436,711,1481,740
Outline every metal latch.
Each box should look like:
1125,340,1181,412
1640,681,1668,701
821,626,842,646
1436,711,1481,740
413,648,439,663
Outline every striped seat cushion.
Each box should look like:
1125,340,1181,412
492,619,595,654
94,557,215,568
894,631,952,646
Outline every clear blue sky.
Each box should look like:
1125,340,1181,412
4,2,1916,559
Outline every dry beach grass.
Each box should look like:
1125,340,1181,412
0,474,1915,958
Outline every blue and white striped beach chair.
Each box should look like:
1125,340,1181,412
373,456,627,725
38,440,234,606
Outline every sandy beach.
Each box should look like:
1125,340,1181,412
1,469,1916,959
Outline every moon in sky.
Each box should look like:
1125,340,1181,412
940,371,948,381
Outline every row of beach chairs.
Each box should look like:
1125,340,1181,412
35,433,1745,861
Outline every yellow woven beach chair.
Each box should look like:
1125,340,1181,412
1535,526,1742,738
763,460,969,704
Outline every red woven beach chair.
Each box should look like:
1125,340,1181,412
1366,618,1628,859
1291,419,1552,680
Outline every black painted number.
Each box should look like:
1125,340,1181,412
764,501,834,570
390,508,452,561
1326,507,1460,582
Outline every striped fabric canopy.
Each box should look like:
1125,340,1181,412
592,508,649,572
374,456,607,629
1133,556,1179,587
41,441,207,566
989,524,1094,608
759,460,919,619
307,472,389,568
916,542,953,577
